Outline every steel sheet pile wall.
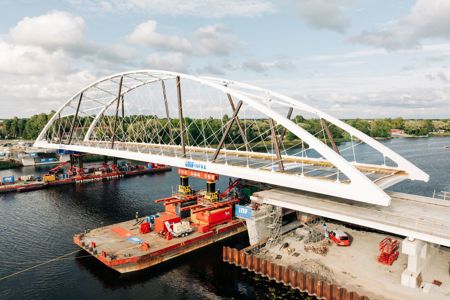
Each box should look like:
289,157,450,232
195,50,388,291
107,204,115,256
223,246,368,300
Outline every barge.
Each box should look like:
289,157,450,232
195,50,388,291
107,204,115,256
0,162,171,193
73,169,247,273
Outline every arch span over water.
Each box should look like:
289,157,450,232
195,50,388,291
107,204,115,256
34,70,429,206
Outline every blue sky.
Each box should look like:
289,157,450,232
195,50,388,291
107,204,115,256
0,0,449,118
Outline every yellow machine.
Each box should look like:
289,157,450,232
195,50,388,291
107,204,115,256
204,181,218,202
43,174,56,182
178,175,192,194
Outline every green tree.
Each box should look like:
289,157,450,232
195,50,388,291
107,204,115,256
404,120,428,136
370,119,391,137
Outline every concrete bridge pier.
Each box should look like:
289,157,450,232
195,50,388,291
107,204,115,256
245,204,278,245
401,237,439,288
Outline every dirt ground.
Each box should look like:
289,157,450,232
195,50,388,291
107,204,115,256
258,222,450,300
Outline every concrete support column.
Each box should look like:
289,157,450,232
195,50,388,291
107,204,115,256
245,204,274,245
401,237,439,288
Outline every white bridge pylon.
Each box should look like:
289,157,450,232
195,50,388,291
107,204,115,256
34,70,429,206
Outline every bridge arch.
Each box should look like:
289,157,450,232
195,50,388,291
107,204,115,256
35,70,429,206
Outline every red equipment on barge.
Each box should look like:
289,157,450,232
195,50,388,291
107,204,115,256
0,159,171,193
73,169,246,273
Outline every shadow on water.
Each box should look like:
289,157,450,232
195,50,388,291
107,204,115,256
74,233,249,289
74,232,310,299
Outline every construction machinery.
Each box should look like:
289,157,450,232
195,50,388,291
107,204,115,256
378,238,399,265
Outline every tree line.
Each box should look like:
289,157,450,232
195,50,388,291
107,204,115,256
0,112,449,141
0,112,55,139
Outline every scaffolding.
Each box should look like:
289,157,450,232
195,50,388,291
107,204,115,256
265,206,283,249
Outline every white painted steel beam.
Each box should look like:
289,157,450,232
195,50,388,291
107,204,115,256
34,70,429,207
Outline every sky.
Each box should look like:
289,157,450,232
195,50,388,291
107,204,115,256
0,0,449,119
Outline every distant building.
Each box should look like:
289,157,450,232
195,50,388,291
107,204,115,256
390,129,405,137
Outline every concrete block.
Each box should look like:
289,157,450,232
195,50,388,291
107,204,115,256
421,282,433,294
401,270,423,288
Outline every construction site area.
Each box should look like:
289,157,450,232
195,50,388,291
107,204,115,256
227,190,450,300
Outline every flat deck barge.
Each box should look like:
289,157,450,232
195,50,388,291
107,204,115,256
74,216,245,273
73,171,247,273
0,165,171,194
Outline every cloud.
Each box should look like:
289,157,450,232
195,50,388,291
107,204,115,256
192,24,237,56
9,10,85,49
351,0,450,50
250,68,450,118
196,63,226,75
127,20,191,52
425,71,449,83
0,41,72,75
289,0,356,33
145,52,188,72
0,10,140,118
0,70,97,118
242,59,296,73
99,44,138,61
128,21,239,57
67,0,275,18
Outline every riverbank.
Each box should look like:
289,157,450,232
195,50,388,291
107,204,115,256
0,160,20,170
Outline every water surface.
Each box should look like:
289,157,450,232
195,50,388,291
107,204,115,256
0,137,448,300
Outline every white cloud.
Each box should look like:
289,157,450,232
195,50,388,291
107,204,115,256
145,52,188,72
0,41,73,75
128,22,238,57
0,10,139,118
242,58,296,73
192,24,237,56
128,20,191,52
99,44,138,61
1,70,97,118
68,0,275,18
196,63,226,75
351,0,450,50
250,68,450,118
10,10,85,49
289,0,356,33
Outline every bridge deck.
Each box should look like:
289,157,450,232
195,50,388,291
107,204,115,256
251,189,450,247
68,140,409,187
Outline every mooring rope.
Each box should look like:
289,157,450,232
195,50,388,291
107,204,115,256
0,254,93,265
0,249,82,282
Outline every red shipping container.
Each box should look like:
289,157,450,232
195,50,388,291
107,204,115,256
195,207,232,226
154,213,181,233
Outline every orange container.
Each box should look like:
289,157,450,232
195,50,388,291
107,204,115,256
165,203,177,215
154,213,181,233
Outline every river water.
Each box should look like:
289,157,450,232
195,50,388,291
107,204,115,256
0,137,449,300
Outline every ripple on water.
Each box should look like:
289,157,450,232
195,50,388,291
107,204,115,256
0,137,449,300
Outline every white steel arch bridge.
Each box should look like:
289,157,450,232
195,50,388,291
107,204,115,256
34,70,429,206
